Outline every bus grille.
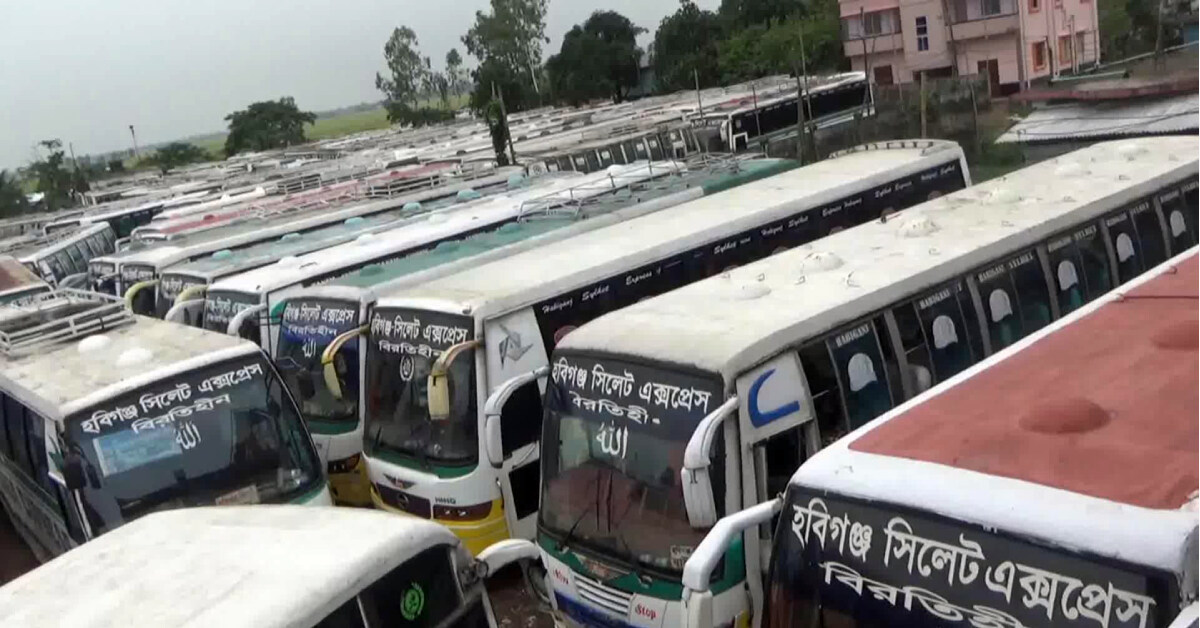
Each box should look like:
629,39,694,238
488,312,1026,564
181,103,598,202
573,573,632,617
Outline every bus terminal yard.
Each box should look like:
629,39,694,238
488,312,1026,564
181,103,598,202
0,83,1195,628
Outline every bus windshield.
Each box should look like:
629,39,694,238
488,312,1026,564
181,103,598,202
275,298,361,427
766,485,1169,628
203,290,262,336
156,273,207,319
64,355,322,535
363,307,477,468
539,352,723,575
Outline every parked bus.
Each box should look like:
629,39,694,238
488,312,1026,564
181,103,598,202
0,505,543,628
0,290,328,562
676,248,1200,628
526,136,1197,628
92,170,526,299
346,140,969,555
200,161,687,344
0,256,51,305
7,223,118,288
270,156,798,506
44,197,171,237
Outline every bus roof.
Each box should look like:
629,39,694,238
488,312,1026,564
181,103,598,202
209,161,684,296
790,250,1198,574
0,256,45,296
0,505,460,628
376,140,966,316
12,223,111,262
0,304,255,419
558,136,1198,380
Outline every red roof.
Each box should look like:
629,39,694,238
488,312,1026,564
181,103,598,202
851,256,1199,510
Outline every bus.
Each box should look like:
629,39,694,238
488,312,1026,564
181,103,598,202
348,139,969,555
150,168,596,322
0,505,544,628
0,256,50,305
699,249,1200,628
91,169,526,299
271,156,798,506
0,290,329,562
7,223,118,288
528,136,1197,628
43,196,170,238
200,161,688,344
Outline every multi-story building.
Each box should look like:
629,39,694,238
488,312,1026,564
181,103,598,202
839,0,1100,94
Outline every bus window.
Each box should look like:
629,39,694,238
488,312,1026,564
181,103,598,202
114,215,135,238
761,426,805,500
64,245,85,274
1159,188,1195,253
1131,201,1168,269
357,545,461,627
23,413,55,497
798,343,846,447
825,322,894,431
1103,212,1143,284
313,598,366,628
974,250,1049,352
1047,223,1111,315
1009,250,1052,334
910,281,978,382
0,395,9,459
73,242,92,266
889,303,936,397
3,395,33,475
1183,182,1199,241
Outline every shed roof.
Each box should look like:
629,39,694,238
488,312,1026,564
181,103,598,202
996,92,1199,143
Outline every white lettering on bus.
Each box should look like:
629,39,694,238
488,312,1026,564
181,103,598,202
834,324,870,348
625,271,653,286
582,284,610,302
1006,252,1034,270
917,288,952,311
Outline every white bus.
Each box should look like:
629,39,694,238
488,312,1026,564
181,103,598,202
6,223,118,288
0,290,329,562
528,137,1197,628
272,156,799,507
352,140,969,556
201,161,687,344
0,505,543,628
0,256,50,305
713,248,1199,628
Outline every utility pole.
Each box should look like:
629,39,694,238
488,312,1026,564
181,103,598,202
793,66,806,163
798,27,816,159
751,83,761,140
493,82,516,165
1154,0,1166,69
919,71,928,138
860,7,872,87
939,0,961,75
694,67,704,117
128,125,140,160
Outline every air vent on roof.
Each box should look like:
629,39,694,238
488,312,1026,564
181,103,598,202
899,216,939,238
1019,397,1109,434
428,214,449,224
278,255,301,267
1152,319,1197,351
1117,143,1145,160
0,290,134,357
117,347,153,367
803,251,843,272
1054,162,1088,178
78,334,111,353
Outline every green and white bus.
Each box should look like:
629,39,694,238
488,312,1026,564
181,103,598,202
528,136,1197,628
354,140,969,556
0,290,328,562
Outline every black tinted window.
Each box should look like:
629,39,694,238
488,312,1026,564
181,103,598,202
1104,211,1143,284
825,322,893,431
359,545,461,627
1130,200,1168,270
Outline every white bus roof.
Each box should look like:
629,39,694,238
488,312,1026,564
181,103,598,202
13,223,112,262
789,249,1198,575
0,304,255,420
0,505,460,628
0,256,45,296
209,161,684,296
558,136,1198,379
376,140,966,317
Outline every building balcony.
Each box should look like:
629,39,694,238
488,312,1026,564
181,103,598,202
843,32,905,56
947,0,1020,39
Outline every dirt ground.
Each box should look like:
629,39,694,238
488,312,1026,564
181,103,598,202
0,505,38,586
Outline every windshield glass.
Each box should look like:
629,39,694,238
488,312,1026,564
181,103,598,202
65,354,322,535
120,262,156,289
156,273,207,319
89,260,118,295
276,298,361,427
540,352,723,576
363,307,477,468
203,290,262,335
766,485,1168,628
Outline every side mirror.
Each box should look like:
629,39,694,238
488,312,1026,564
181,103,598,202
123,279,159,316
482,366,549,468
63,450,86,491
164,299,204,325
321,324,368,399
680,396,738,529
226,303,266,338
427,339,481,421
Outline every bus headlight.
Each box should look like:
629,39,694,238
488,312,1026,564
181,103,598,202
327,453,362,475
433,501,493,522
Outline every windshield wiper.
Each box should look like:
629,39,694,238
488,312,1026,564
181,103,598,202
610,531,649,588
558,472,601,552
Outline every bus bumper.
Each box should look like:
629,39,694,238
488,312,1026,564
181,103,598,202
327,455,373,507
370,485,509,556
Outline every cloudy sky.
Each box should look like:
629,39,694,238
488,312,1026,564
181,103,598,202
0,0,721,169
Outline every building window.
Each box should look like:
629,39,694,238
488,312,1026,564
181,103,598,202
842,9,901,39
1029,0,1041,12
1059,35,1073,64
874,65,895,85
916,16,929,50
1032,41,1047,69
1076,31,1088,60
982,0,1003,15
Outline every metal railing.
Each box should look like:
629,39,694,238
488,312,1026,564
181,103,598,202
0,289,134,357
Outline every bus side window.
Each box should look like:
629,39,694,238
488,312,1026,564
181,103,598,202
1103,212,1143,284
0,393,10,459
1182,182,1199,242
888,304,936,398
797,343,846,448
312,597,366,628
824,321,894,432
1130,201,1168,269
24,413,54,496
760,426,805,500
3,395,33,475
1159,189,1195,254
1009,250,1053,334
499,381,543,520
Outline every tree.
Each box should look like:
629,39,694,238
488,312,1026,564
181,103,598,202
546,11,645,105
375,26,425,115
718,3,843,82
0,170,30,218
446,48,464,97
463,0,549,108
223,97,316,156
719,0,801,29
146,142,209,175
29,140,77,211
652,1,724,93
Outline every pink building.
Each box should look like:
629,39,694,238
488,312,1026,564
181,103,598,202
839,0,1100,94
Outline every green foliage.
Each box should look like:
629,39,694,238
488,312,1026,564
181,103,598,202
719,0,802,29
482,99,512,166
383,103,456,127
376,26,426,110
652,1,725,93
547,11,645,105
29,140,80,211
1098,0,1141,60
0,170,30,218
223,97,317,156
446,48,465,97
717,4,843,82
463,0,549,113
144,142,209,175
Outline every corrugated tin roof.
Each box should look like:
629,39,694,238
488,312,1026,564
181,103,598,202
997,92,1199,143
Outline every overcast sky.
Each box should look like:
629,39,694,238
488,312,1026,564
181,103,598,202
0,0,721,169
